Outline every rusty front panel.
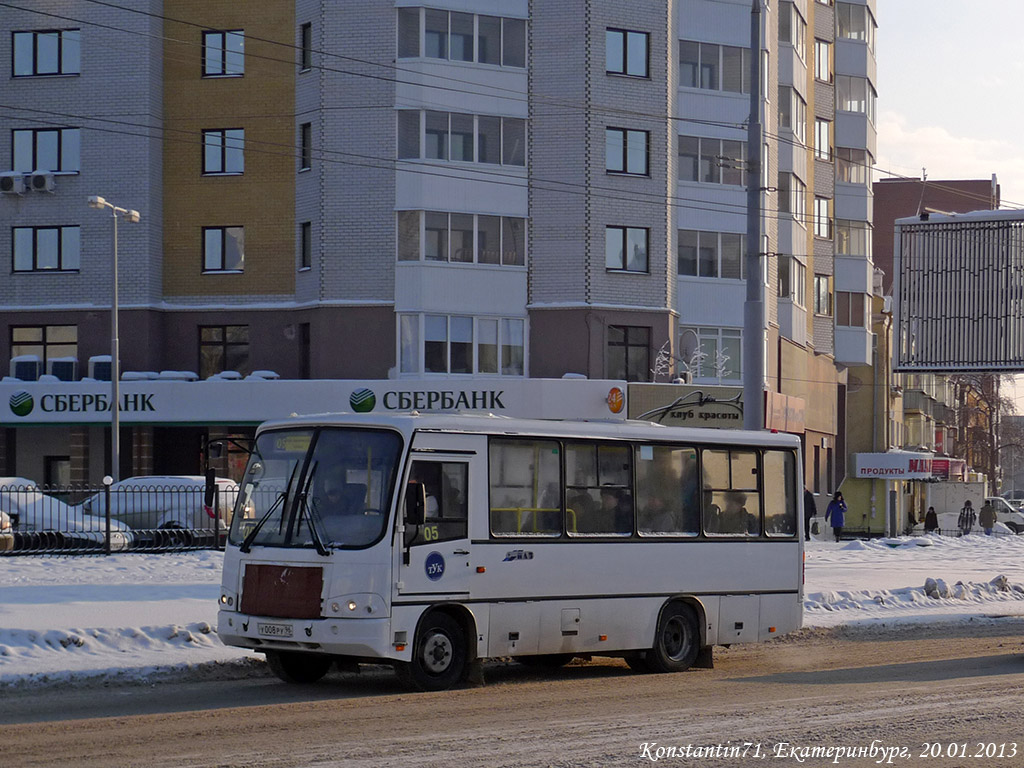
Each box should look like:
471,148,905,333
240,564,323,619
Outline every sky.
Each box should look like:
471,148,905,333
875,1,1024,208
2,535,1024,687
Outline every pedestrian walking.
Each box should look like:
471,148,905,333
825,491,846,542
979,499,996,536
958,500,976,535
924,506,939,534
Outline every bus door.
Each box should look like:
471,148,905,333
397,457,471,597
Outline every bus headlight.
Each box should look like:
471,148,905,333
327,593,386,618
219,590,237,608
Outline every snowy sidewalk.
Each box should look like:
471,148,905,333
2,536,1024,686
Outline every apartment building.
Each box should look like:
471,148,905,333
1,1,878,485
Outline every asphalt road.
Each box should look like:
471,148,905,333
3,620,1024,768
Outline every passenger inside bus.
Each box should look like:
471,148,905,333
708,490,758,535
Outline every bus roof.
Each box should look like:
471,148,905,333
254,411,802,449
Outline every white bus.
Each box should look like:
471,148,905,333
218,413,804,691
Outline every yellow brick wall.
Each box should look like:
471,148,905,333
163,1,295,297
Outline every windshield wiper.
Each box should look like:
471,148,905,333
240,461,298,553
296,461,330,557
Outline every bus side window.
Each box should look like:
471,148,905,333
488,438,561,536
703,448,761,536
763,450,797,536
636,444,699,536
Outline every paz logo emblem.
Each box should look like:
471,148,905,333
9,391,34,417
349,388,376,413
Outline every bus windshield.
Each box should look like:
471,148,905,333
229,427,403,550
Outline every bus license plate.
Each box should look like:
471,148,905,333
257,622,293,638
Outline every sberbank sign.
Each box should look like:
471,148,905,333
350,388,506,412
8,391,156,417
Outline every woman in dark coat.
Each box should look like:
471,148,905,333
825,491,846,542
924,506,939,534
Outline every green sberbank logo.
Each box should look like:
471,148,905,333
350,388,376,413
10,390,34,417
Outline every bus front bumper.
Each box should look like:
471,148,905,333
217,610,395,660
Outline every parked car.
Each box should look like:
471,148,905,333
80,475,238,532
0,477,132,551
985,496,1024,533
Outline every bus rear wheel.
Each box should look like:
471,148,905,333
642,603,700,673
396,612,467,692
265,650,333,684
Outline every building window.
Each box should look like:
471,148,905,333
835,219,872,257
777,255,806,308
678,135,745,185
300,221,311,269
678,40,749,93
399,314,525,376
813,197,831,238
814,39,831,81
679,326,741,383
397,211,526,266
814,119,831,161
199,325,250,378
13,29,80,76
778,2,807,59
299,22,312,71
778,86,806,144
13,128,80,173
202,226,244,272
678,230,745,279
605,226,648,272
836,147,872,184
202,30,244,76
814,274,833,316
299,122,312,170
605,128,648,175
397,110,525,167
837,75,877,122
836,291,867,328
777,173,807,223
11,325,77,365
607,29,649,78
607,325,650,382
202,128,244,174
837,2,876,51
398,8,526,68
13,226,80,272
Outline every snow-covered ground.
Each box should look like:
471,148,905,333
2,534,1023,687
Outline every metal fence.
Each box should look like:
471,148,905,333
0,481,233,556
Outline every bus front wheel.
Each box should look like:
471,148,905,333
265,650,333,684
644,603,700,673
396,611,467,691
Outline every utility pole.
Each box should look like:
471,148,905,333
743,0,765,431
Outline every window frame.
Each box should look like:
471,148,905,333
678,39,749,94
679,325,742,383
398,8,526,69
201,128,244,175
198,324,251,379
12,225,80,273
835,291,867,328
398,313,526,377
677,229,746,280
605,226,649,273
299,122,312,171
10,324,78,366
813,274,833,316
605,127,649,176
677,135,746,186
814,39,831,82
202,30,245,77
12,127,80,174
607,325,651,382
397,211,527,266
299,22,312,71
777,255,807,308
299,221,311,270
202,226,245,273
12,29,80,77
606,28,650,78
397,110,526,168
813,196,832,239
814,119,831,161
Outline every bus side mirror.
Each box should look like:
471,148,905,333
204,467,217,509
405,483,426,526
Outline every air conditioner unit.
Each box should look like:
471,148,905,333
47,356,78,382
29,171,55,193
10,355,42,381
88,355,112,381
0,172,26,195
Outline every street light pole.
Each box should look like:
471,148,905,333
87,196,140,483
